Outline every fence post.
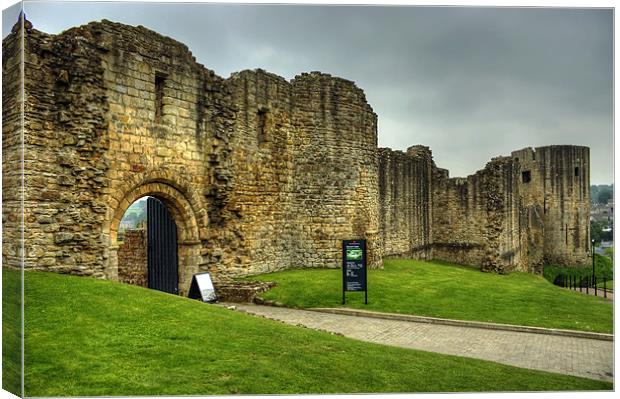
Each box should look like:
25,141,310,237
604,277,607,299
594,275,597,296
574,275,577,291
586,276,589,294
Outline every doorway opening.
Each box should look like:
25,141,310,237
117,196,179,295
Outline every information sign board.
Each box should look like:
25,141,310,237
188,272,217,302
342,239,367,304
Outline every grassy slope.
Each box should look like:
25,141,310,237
5,269,610,396
250,259,613,333
2,267,22,396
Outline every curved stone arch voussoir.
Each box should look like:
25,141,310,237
104,170,204,295
107,168,205,241
109,181,199,244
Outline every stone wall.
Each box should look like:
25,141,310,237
224,69,296,275
289,72,381,269
432,156,526,273
117,229,147,287
7,18,381,295
378,145,590,273
512,146,590,267
1,20,24,397
1,19,22,270
378,146,433,259
221,69,382,274
4,17,591,293
9,19,113,276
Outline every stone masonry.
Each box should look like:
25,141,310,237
2,18,590,295
379,145,590,273
117,229,148,287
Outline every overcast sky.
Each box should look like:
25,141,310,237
2,1,614,184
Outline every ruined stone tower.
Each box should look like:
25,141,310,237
2,18,590,294
378,145,590,274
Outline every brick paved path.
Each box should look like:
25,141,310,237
227,303,614,383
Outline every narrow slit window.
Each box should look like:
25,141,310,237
257,107,268,144
155,73,166,122
574,167,580,177
522,170,531,183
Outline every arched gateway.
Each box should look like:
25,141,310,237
105,177,202,296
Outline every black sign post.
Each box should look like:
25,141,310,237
342,239,367,305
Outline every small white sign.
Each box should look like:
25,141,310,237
190,272,217,302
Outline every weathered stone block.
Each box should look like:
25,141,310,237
54,232,74,244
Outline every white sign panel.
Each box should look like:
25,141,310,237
189,272,217,302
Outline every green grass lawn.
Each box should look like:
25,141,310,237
0,268,612,395
249,259,613,333
2,268,22,396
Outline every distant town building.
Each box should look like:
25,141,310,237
591,200,614,224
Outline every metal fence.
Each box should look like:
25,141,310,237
554,274,612,298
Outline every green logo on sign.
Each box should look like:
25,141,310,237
346,248,363,261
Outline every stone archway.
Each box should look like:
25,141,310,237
103,179,203,296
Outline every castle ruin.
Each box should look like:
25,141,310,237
2,19,590,295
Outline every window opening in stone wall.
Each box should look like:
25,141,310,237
522,171,531,183
257,107,268,144
574,167,580,177
155,73,166,122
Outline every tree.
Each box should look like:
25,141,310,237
597,186,613,204
590,184,614,204
591,220,613,243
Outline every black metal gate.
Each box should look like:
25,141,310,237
147,197,179,294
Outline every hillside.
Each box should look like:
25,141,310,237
1,269,612,396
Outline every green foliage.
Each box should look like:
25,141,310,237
5,268,611,396
596,280,613,291
591,220,613,242
543,254,613,283
590,184,614,204
597,187,613,204
120,198,147,229
249,259,613,333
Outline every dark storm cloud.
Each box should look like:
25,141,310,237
4,2,613,183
